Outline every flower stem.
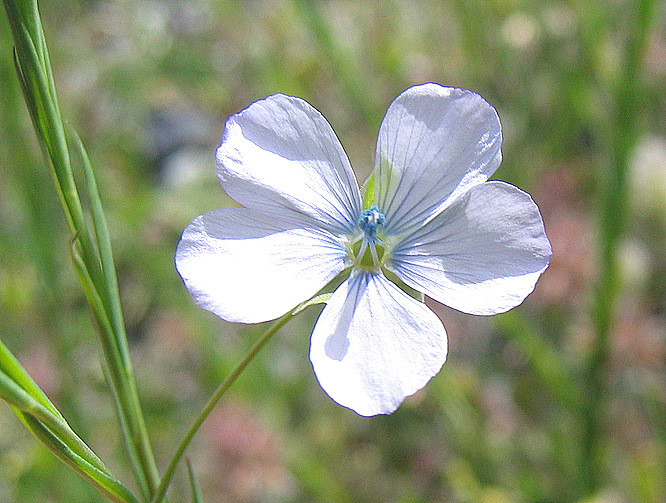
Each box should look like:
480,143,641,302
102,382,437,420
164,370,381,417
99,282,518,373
150,310,294,503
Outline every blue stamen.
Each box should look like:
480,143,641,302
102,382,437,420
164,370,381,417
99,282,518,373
358,205,386,238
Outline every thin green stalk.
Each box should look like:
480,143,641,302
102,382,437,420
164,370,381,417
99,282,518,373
72,128,161,496
3,0,160,498
186,459,204,503
150,311,294,503
71,241,158,499
584,0,656,493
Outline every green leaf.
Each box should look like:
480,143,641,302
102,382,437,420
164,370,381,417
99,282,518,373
361,157,398,211
20,413,141,503
0,337,62,420
0,339,140,503
361,172,375,209
292,292,333,315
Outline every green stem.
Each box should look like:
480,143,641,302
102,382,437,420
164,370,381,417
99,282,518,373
2,0,160,498
583,0,656,494
72,128,161,497
186,459,204,503
150,311,294,503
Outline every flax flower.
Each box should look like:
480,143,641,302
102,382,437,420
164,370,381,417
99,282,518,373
176,83,552,416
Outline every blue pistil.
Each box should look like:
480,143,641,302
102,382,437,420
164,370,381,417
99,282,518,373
358,205,386,239
352,206,387,269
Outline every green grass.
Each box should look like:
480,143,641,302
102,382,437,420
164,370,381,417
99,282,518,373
1,0,665,502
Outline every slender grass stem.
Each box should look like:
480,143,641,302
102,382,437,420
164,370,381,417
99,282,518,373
3,0,161,498
150,311,294,503
583,0,656,493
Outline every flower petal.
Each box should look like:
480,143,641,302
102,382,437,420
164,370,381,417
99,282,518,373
216,94,362,234
309,271,447,416
389,181,552,315
175,208,347,324
374,83,502,235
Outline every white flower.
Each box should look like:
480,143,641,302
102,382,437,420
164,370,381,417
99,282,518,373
175,83,552,416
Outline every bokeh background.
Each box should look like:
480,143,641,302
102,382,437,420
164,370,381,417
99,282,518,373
1,0,665,502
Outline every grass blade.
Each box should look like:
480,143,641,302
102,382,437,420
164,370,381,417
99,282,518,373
186,459,204,503
3,0,160,497
0,339,139,503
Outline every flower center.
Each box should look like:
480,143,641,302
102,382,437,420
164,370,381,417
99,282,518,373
347,206,387,270
358,206,385,238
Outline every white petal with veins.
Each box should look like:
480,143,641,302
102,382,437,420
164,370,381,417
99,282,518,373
390,181,552,315
176,208,347,324
217,94,362,235
310,271,448,416
374,84,502,235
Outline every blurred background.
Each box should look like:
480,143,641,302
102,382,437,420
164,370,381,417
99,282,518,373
1,0,665,502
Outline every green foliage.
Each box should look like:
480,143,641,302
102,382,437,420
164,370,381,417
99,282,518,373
0,339,139,503
1,1,664,502
2,0,158,499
